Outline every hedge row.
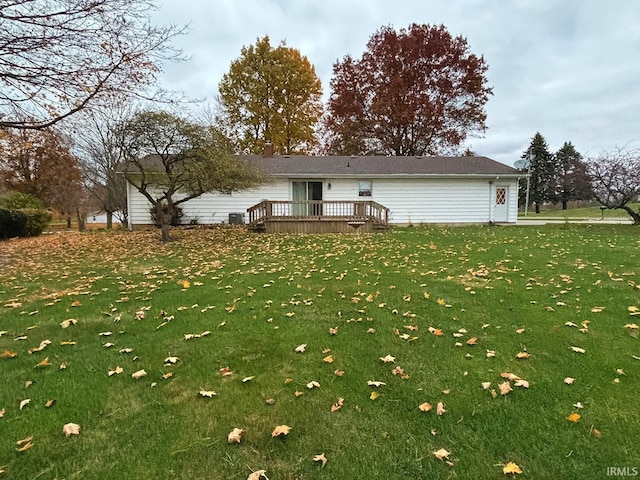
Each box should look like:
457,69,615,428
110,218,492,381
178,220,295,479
0,208,52,239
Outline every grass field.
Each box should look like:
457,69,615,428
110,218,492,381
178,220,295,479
518,203,640,219
1,225,638,479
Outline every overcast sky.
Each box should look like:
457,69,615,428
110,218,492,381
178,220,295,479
151,0,640,166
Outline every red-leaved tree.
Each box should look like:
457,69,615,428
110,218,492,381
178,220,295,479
323,23,492,156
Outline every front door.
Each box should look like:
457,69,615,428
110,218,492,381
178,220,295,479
292,181,323,216
494,186,509,222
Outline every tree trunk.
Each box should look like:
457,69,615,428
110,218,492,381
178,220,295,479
66,217,72,228
535,202,541,214
106,210,113,230
562,200,567,210
155,203,172,242
620,206,640,225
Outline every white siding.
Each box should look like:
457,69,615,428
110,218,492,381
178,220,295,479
127,176,519,227
127,179,290,227
323,177,518,224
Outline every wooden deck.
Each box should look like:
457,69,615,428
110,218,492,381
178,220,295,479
247,200,390,233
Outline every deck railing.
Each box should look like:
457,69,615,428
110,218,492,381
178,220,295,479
248,200,389,225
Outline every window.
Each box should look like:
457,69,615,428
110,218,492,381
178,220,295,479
358,180,372,197
495,188,506,205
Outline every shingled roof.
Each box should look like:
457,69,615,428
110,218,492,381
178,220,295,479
123,153,520,178
242,154,520,177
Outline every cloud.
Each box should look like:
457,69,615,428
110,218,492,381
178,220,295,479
152,0,640,165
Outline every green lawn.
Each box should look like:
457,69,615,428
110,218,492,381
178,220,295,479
1,225,638,479
519,203,640,219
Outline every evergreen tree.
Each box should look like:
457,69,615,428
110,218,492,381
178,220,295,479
554,142,592,209
521,133,555,214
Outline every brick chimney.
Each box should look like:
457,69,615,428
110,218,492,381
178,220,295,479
262,142,274,158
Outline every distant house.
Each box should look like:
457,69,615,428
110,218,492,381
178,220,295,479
125,149,522,232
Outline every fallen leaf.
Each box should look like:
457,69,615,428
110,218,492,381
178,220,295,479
164,356,179,365
567,412,581,422
379,354,396,363
219,366,233,377
306,380,320,389
247,470,269,480
564,377,575,385
19,399,30,410
466,337,478,345
418,402,433,412
515,351,530,359
331,397,344,412
227,428,244,444
60,319,78,329
433,448,450,460
499,381,513,395
0,407,5,417
481,382,491,390
323,355,334,363
108,366,124,376
570,346,586,354
242,376,255,383
436,402,446,415
62,423,80,437
45,399,55,408
35,357,50,368
16,436,33,452
514,379,529,388
294,344,307,353
367,380,386,387
313,453,327,467
271,425,291,437
199,389,217,398
131,369,147,380
369,391,379,400
503,462,523,474
1,350,18,358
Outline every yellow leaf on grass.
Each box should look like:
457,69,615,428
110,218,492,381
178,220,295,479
60,319,78,328
62,423,80,437
370,391,379,400
16,436,33,452
323,355,334,363
418,402,433,412
227,428,244,444
247,470,269,480
199,389,217,398
499,381,513,395
516,351,530,359
503,462,523,474
294,344,307,353
567,412,581,422
436,402,446,415
570,346,586,354
1,350,17,358
131,369,147,379
466,337,478,346
19,399,30,410
35,357,50,368
271,425,291,437
433,448,450,460
379,354,396,363
313,452,327,467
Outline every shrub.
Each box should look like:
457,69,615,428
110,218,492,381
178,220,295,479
0,192,45,210
21,208,53,236
0,208,28,239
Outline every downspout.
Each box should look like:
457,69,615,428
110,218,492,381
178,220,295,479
126,180,133,231
488,180,494,224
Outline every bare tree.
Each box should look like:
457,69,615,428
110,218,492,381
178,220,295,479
0,0,185,130
588,149,640,224
73,105,131,228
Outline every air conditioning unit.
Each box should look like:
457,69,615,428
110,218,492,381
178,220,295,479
228,213,245,225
